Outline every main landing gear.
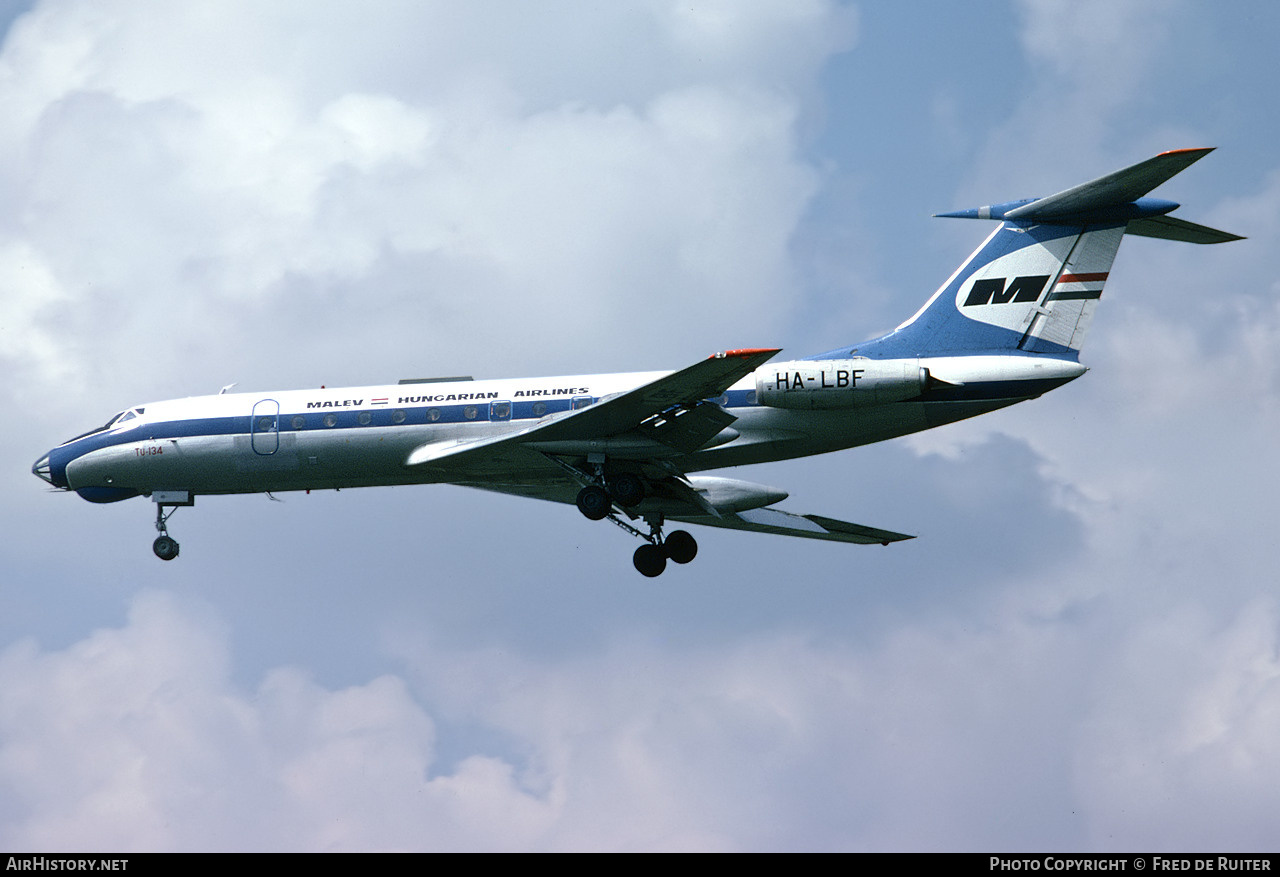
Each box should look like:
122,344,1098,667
629,524,698,578
575,471,645,521
572,474,699,577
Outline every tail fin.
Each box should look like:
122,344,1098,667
837,149,1243,361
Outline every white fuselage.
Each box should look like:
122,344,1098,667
42,354,1085,503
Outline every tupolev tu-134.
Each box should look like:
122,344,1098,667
33,149,1241,576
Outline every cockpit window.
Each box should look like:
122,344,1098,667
59,408,145,446
60,411,126,446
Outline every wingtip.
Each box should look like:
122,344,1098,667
712,347,782,360
1158,146,1214,157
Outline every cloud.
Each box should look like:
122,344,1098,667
0,591,560,851
0,1,852,404
1076,601,1280,850
0,589,1095,851
962,0,1189,197
9,585,1275,851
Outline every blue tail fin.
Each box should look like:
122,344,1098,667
825,149,1242,361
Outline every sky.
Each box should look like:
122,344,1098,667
1,0,1278,853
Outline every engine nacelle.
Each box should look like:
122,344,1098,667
683,476,788,513
755,358,926,409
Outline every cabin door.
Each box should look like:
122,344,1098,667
251,399,280,455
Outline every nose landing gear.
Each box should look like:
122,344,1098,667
153,504,180,561
153,534,179,561
149,491,193,561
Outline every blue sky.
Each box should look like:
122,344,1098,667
2,0,1278,851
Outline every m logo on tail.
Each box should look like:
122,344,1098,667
963,275,1051,307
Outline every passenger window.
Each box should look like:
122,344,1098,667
427,408,441,422
323,414,337,427
532,401,547,417
258,417,277,432
358,412,372,425
292,415,306,429
391,410,406,424
464,406,478,420
572,395,594,410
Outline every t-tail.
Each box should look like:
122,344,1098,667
825,148,1243,362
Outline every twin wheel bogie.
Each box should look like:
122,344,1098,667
575,471,645,520
631,528,697,577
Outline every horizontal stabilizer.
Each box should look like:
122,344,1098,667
1126,214,1245,244
935,148,1241,242
1005,148,1213,220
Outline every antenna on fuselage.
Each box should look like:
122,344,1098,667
219,383,237,395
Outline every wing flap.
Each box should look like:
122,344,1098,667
673,505,913,545
636,399,738,453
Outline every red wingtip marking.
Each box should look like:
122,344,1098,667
1158,147,1214,156
712,347,782,360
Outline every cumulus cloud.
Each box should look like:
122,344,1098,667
6,587,1275,851
0,592,558,851
0,589,1126,851
0,0,851,407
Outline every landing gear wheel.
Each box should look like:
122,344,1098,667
663,529,698,564
608,472,646,508
633,543,667,577
576,484,612,521
152,535,180,561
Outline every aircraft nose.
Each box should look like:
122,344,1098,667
32,453,54,485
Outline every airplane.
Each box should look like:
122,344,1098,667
32,148,1242,576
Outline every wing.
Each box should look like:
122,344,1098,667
404,348,913,547
405,348,780,470
457,474,913,545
